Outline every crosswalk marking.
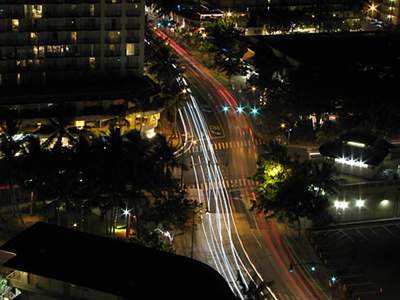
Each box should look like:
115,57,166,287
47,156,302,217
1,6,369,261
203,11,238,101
191,138,264,153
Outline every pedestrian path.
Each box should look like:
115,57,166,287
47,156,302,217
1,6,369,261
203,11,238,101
185,178,256,190
191,138,263,153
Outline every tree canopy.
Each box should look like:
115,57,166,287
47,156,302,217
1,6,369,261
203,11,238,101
253,142,334,228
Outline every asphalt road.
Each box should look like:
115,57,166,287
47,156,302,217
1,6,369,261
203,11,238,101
154,29,329,300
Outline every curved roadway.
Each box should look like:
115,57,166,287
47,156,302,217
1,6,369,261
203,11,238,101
154,29,328,300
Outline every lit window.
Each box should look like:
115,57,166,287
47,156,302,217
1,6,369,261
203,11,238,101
30,32,38,43
107,31,120,43
109,44,116,55
89,57,96,69
126,43,135,56
71,31,77,43
12,19,19,31
32,5,42,19
17,73,21,85
38,46,45,57
75,120,85,129
47,45,63,54
90,4,95,16
16,60,27,68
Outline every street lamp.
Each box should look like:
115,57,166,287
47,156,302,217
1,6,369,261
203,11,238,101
222,105,230,113
355,199,365,208
201,32,207,39
122,208,131,239
368,3,378,14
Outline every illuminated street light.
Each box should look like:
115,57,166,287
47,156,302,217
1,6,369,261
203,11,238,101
280,123,286,128
226,11,232,17
334,200,349,210
380,199,390,207
368,3,378,13
355,199,365,208
122,208,131,217
251,86,257,92
201,32,207,39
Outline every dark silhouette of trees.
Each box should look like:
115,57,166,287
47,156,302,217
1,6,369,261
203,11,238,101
253,141,335,236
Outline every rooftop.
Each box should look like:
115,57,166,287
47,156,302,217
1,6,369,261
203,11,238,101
0,76,160,107
0,222,236,300
319,130,394,166
248,31,400,66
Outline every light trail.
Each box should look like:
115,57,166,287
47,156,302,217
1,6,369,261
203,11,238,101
177,89,278,299
156,28,282,299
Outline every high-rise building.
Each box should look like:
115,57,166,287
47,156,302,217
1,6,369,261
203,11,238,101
0,0,145,88
0,0,162,140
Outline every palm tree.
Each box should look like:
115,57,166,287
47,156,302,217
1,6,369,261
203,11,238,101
41,117,77,150
19,135,52,215
0,119,26,225
164,81,188,139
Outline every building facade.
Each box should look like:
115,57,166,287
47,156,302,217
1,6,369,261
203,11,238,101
0,0,145,88
0,0,165,140
318,131,400,223
208,0,264,10
379,0,400,25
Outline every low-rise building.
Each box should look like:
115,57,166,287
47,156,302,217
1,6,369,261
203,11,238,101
0,222,236,300
0,75,162,140
319,130,400,223
379,0,400,25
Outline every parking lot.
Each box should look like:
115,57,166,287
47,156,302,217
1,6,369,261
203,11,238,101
308,219,400,299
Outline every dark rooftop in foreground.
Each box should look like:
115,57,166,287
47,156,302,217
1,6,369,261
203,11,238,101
0,222,236,300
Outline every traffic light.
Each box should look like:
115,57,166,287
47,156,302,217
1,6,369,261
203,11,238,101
379,287,384,295
288,263,294,273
